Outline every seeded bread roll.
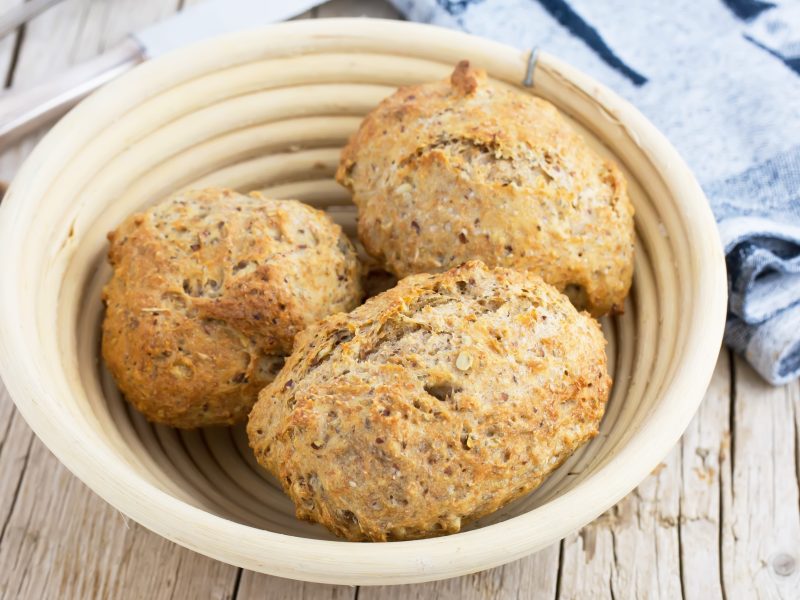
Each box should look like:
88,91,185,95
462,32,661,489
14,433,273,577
102,188,363,428
336,60,634,316
248,261,610,541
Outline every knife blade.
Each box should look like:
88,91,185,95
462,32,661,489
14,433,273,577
135,0,324,59
0,0,325,147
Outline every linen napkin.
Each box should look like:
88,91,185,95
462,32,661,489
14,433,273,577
390,0,800,384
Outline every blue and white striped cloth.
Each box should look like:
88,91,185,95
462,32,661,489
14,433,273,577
391,0,800,384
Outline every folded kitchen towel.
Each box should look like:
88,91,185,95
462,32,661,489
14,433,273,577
390,0,800,384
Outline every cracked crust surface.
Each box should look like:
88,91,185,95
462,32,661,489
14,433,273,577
102,188,363,428
336,60,634,316
248,261,610,541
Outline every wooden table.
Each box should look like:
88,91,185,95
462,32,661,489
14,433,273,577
0,1,798,598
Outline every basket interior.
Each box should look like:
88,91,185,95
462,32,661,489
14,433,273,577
46,53,677,542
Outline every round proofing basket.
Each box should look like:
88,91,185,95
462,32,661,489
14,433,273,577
0,19,726,585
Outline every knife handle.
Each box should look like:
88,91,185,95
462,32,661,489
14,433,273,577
0,38,145,148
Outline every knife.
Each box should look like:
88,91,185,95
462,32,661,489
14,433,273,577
0,0,325,147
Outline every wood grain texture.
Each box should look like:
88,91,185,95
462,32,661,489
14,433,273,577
0,0,794,597
679,350,729,600
0,435,237,599
721,357,800,598
236,574,356,600
359,544,560,600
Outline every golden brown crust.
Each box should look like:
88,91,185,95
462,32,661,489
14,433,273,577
336,61,634,317
248,261,611,541
102,188,363,428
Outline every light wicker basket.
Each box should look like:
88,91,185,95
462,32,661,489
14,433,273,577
0,19,726,585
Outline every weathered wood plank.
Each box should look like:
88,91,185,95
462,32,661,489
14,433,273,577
235,574,356,600
720,356,800,599
358,543,560,600
678,350,730,599
0,433,239,599
0,0,180,181
0,393,34,547
0,0,93,180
